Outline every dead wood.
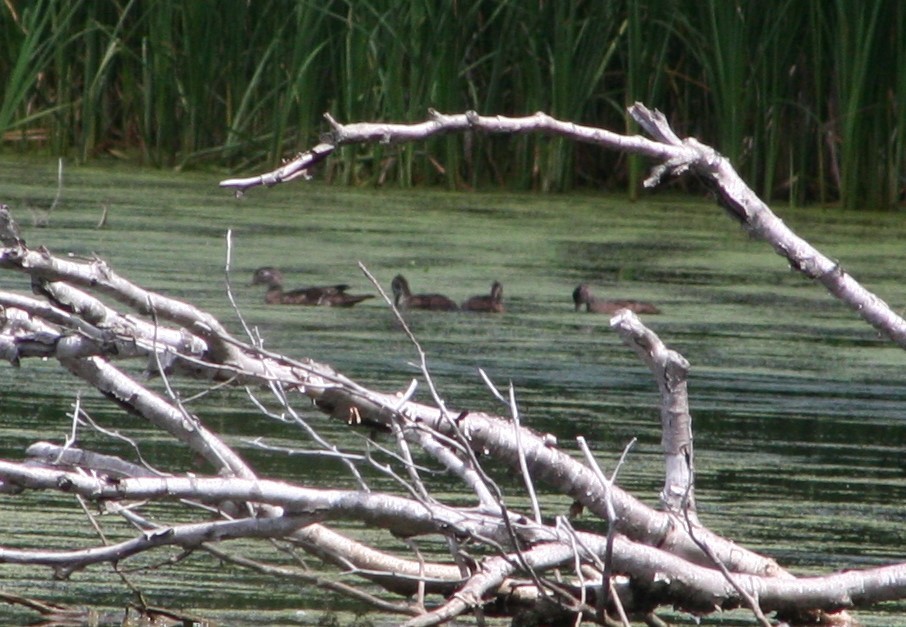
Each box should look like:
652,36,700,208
1,104,903,625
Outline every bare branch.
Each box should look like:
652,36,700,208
218,143,336,194
627,102,906,349
610,310,694,514
6,98,906,622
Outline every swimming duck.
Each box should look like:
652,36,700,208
390,274,458,311
572,283,661,315
462,281,505,313
251,267,373,307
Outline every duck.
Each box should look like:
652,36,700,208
572,283,661,315
390,274,458,311
462,281,505,313
250,267,373,307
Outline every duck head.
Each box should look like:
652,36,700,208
572,283,592,310
251,267,284,288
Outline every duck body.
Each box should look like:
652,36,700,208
251,267,373,307
462,281,505,313
572,283,661,315
391,274,458,311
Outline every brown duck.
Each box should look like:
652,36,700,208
462,281,505,313
391,274,458,311
572,283,661,315
251,267,373,307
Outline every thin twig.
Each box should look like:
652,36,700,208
478,368,542,524
577,436,636,621
246,384,371,491
359,262,552,601
682,479,773,627
222,229,259,347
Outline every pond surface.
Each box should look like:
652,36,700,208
1,157,905,625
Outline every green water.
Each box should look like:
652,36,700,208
1,158,906,624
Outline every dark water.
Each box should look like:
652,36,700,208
1,158,905,624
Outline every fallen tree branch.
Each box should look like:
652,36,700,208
1,460,904,619
2,99,904,623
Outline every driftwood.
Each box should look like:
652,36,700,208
0,105,904,625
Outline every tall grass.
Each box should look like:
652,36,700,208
0,0,81,141
831,0,884,210
623,0,675,199
0,0,904,208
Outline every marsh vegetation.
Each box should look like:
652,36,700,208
2,1,905,208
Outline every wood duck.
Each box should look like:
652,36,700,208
572,283,661,315
390,274,458,311
251,267,373,307
462,281,505,313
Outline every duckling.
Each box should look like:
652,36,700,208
390,274,458,311
462,281,505,313
572,283,661,315
251,267,373,307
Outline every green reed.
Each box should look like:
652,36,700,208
623,0,675,200
890,4,906,210
0,0,904,208
0,0,80,142
830,1,882,210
